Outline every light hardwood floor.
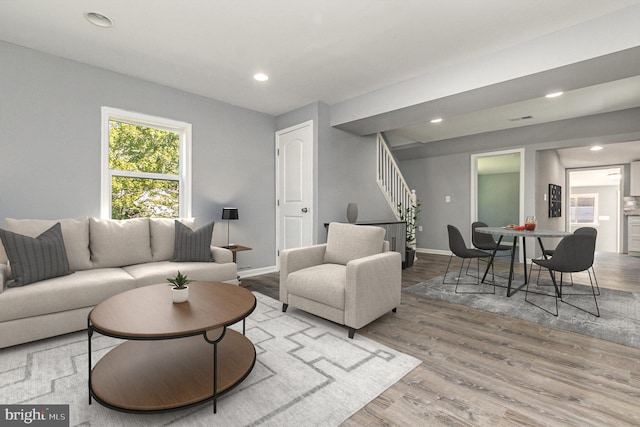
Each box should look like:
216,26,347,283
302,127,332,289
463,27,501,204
241,252,640,426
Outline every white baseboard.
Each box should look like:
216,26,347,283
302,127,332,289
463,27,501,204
238,265,278,278
416,247,451,256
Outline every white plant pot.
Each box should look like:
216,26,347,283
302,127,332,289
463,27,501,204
171,286,189,303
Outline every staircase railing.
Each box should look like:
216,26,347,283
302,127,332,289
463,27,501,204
376,133,417,230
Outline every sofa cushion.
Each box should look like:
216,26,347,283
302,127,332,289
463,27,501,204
172,220,214,262
0,223,72,287
287,263,346,309
149,218,196,262
0,217,92,271
323,222,385,265
0,268,137,323
123,261,237,287
90,218,152,268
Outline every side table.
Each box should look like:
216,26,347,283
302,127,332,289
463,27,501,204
221,245,252,264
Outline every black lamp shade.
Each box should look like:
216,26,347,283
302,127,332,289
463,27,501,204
221,207,239,220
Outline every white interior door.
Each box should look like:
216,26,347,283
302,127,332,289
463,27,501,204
276,121,314,265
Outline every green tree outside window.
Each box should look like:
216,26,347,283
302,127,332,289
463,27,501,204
109,121,180,219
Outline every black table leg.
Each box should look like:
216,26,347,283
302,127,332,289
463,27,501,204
481,235,502,283
507,237,517,296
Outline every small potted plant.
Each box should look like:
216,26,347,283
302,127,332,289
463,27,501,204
167,271,192,303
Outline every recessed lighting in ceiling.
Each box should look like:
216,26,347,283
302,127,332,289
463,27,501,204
253,73,269,82
545,91,564,98
590,145,603,151
84,12,114,28
430,118,443,124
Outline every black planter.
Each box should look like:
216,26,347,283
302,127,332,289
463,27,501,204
403,247,416,268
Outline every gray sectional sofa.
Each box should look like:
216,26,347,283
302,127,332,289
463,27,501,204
0,216,237,348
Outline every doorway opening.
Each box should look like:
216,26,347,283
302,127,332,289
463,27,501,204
566,166,623,253
471,148,524,260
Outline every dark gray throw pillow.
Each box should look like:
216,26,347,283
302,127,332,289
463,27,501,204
0,222,72,287
172,220,214,262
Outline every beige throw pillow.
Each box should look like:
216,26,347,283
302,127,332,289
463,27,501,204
1,217,92,271
90,218,152,268
149,218,196,262
323,222,385,265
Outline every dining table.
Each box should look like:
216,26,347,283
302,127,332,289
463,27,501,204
475,226,572,297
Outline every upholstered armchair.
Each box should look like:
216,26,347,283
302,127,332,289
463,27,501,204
279,222,402,338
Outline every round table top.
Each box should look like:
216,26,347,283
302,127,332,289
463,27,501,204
475,226,572,238
89,281,256,339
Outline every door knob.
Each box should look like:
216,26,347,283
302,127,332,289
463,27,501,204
301,207,308,213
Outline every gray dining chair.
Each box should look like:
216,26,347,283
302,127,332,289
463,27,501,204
537,227,599,295
444,225,495,294
472,221,512,253
525,233,599,317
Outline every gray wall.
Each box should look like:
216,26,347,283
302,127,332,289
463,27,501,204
0,41,276,270
478,172,519,227
398,109,640,253
535,149,566,232
277,102,395,244
400,153,472,252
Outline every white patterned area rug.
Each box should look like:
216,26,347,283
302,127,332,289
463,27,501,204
0,292,420,426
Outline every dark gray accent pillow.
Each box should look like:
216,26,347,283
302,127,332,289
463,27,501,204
172,220,214,262
0,222,72,287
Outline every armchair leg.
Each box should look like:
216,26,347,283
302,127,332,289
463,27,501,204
348,327,356,339
282,303,288,312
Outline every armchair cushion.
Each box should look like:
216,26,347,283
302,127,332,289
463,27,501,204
286,264,346,310
323,222,385,265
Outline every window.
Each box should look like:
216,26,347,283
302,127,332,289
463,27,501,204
101,107,192,219
569,194,598,225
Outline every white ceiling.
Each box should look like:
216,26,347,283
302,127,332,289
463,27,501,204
557,140,640,169
1,0,639,166
0,0,638,118
387,76,640,146
569,168,623,187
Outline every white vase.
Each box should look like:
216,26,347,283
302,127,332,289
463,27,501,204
346,203,358,223
171,286,189,303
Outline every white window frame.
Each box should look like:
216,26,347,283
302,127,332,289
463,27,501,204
100,107,192,219
569,193,598,226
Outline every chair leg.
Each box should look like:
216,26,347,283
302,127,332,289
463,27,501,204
454,257,495,294
282,303,288,312
524,266,559,316
560,270,600,317
348,327,356,339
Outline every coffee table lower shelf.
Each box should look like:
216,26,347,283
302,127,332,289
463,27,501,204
90,330,255,412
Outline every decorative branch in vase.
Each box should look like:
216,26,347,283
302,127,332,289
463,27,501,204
397,199,421,268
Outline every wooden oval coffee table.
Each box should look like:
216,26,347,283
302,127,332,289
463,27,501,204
87,281,256,414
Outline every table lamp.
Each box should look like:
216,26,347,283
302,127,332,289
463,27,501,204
221,207,239,248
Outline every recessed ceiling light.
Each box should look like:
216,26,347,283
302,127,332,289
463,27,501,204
545,91,563,98
253,73,269,82
590,145,603,151
84,12,114,28
430,118,443,124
